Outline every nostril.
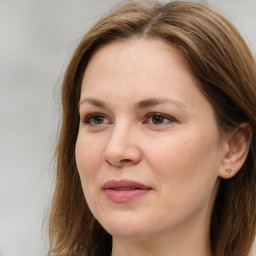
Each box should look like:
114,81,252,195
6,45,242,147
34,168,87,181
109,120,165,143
121,159,131,163
105,159,122,167
105,158,132,167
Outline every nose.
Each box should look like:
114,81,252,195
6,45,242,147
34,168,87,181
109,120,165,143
102,123,141,167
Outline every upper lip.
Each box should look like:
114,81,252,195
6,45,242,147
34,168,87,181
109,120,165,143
103,179,152,190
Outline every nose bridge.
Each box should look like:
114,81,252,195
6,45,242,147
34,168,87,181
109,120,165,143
102,120,140,166
106,120,134,154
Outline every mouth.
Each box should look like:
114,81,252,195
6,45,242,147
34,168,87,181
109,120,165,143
109,187,144,191
102,179,152,203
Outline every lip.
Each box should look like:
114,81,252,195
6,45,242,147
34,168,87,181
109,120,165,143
102,179,152,203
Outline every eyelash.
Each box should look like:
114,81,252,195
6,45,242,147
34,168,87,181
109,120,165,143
82,113,109,125
81,112,175,126
145,112,175,124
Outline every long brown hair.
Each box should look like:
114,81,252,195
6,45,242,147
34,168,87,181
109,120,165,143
48,1,256,255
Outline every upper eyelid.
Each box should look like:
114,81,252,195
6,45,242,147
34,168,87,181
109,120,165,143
81,113,108,124
146,112,173,118
79,106,112,119
81,111,107,117
146,112,175,120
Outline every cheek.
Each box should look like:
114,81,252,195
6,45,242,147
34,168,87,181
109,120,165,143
146,131,220,193
147,135,220,222
147,136,190,171
75,135,105,212
75,135,103,183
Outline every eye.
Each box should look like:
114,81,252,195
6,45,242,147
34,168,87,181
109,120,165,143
145,113,175,125
83,113,110,125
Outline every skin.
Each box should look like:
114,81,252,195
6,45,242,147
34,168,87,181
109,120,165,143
75,39,234,256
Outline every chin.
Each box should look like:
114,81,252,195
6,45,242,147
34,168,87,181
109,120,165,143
98,213,151,240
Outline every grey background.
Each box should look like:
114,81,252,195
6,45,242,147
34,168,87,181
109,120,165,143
0,1,255,256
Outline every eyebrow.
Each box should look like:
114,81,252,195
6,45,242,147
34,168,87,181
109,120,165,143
79,98,106,108
79,97,185,109
135,98,185,109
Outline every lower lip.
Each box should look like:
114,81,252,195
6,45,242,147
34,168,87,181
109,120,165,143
104,189,151,203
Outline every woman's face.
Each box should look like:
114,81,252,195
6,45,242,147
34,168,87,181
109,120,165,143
76,39,227,241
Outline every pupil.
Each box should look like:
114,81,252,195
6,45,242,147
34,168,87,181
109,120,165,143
94,116,104,124
153,115,163,124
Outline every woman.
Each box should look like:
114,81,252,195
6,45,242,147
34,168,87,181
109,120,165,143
48,1,256,256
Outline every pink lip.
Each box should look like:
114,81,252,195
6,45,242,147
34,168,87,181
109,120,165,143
103,179,152,203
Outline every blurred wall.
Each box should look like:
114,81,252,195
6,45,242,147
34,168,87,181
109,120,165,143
0,1,255,256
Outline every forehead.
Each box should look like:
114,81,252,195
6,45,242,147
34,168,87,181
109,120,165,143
81,39,194,95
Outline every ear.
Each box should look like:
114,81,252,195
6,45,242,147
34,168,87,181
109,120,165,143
218,123,252,179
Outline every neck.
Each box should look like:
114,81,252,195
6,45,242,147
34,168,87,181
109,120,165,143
111,233,211,256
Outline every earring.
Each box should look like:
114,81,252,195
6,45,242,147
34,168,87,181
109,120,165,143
226,168,232,173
